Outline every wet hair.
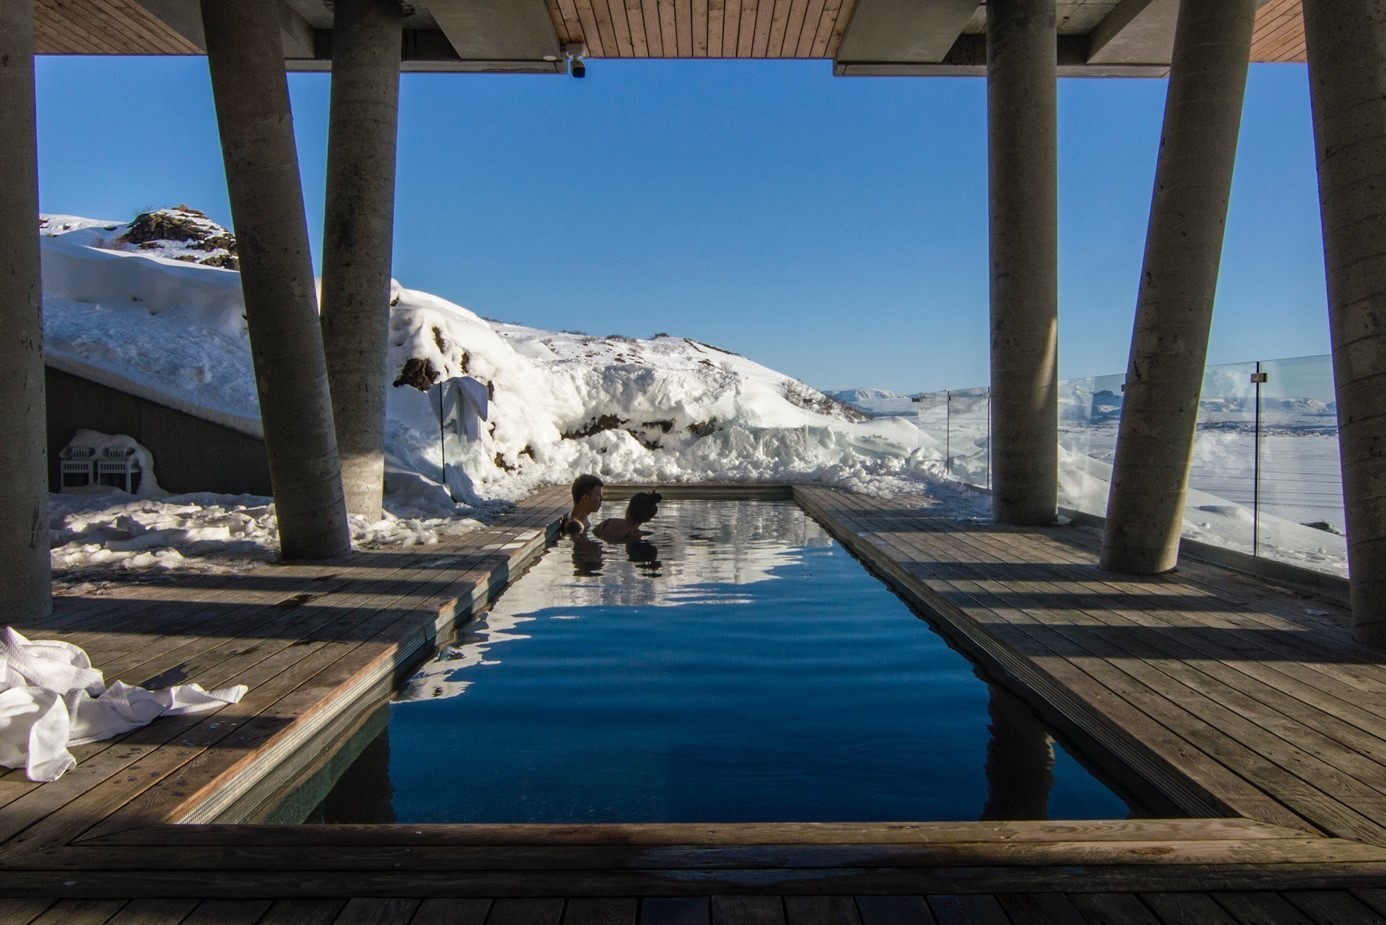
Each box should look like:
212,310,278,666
625,490,662,525
571,473,604,504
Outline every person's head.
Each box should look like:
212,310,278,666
571,474,604,513
625,490,662,525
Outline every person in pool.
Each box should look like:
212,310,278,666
593,490,662,543
560,474,604,535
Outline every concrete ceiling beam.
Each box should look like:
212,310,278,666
836,0,981,67
1089,0,1273,66
413,0,562,70
131,0,205,50
1086,0,1179,65
132,0,317,59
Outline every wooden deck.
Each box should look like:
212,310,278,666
4,484,1386,923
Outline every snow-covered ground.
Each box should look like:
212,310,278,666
38,209,1348,584
857,374,1349,577
40,210,989,585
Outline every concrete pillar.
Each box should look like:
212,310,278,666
321,0,403,521
987,0,1059,526
0,0,51,619
1099,0,1255,574
201,0,352,558
1302,0,1386,645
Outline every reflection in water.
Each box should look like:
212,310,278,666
570,533,604,576
981,681,1055,821
303,721,395,824
398,500,827,703
625,539,660,572
311,500,1136,824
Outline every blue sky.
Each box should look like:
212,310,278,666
34,56,1327,394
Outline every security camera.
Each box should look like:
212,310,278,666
563,42,587,79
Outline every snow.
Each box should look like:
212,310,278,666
38,211,1347,583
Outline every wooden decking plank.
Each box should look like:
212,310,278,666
488,897,565,925
1210,890,1315,924
42,482,562,658
912,562,1385,840
27,899,128,924
885,510,1386,839
182,899,273,923
924,895,1008,925
256,899,350,925
95,540,505,689
1281,890,1386,924
0,588,439,841
104,897,200,924
28,835,1386,879
561,896,638,924
1138,893,1238,925
1047,523,1359,647
852,896,935,925
712,895,786,924
948,524,1386,760
995,892,1088,924
409,897,491,925
642,896,710,924
864,513,1386,848
1351,888,1386,917
859,524,1347,837
14,486,1386,916
803,489,1386,840
782,895,861,924
0,899,57,925
796,488,1287,825
1,582,476,848
1024,532,1376,697
39,541,465,675
12,517,558,841
80,817,1311,848
86,537,553,831
1065,892,1161,925
8,861,1386,899
914,522,1386,816
332,897,421,924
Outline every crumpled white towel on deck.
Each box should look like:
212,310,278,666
0,626,247,782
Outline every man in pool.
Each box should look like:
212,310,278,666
560,474,604,535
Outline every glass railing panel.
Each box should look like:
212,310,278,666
909,390,951,465
946,387,992,491
1254,355,1346,577
1057,372,1125,518
1186,362,1260,555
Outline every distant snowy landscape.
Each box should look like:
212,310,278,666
39,208,1348,583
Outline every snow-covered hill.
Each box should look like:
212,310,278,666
38,209,1346,582
40,210,979,579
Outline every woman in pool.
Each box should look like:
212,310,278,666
593,490,662,543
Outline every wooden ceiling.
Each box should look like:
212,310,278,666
32,0,1306,71
544,0,1306,64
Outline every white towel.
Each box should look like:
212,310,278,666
458,376,489,442
0,627,248,782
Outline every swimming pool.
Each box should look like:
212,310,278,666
298,498,1144,824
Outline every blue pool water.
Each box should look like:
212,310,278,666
306,499,1143,824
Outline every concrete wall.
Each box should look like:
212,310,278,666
46,367,271,496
